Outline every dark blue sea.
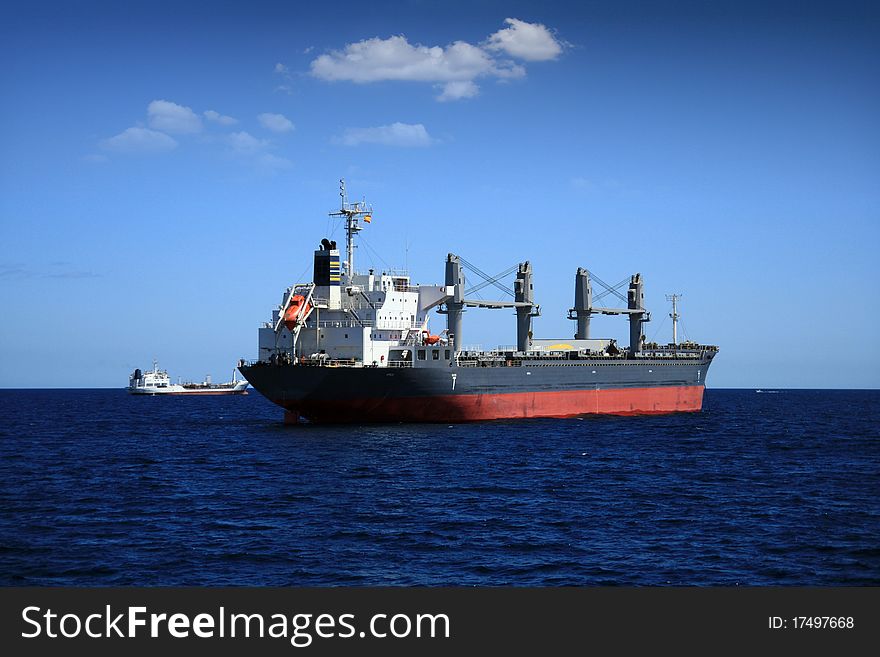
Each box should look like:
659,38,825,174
1,389,878,586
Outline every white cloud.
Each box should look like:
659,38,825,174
571,177,597,191
437,80,480,102
147,100,202,134
309,19,561,101
223,131,292,172
226,131,270,155
485,18,563,61
204,109,238,125
257,153,293,170
274,62,294,95
337,122,433,148
100,127,178,154
258,112,295,133
311,36,498,83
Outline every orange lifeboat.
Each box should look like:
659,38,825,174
422,330,441,345
283,295,311,331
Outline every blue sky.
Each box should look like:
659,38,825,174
1,0,878,388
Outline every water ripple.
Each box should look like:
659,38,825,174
1,388,879,585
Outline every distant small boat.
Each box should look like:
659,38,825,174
128,361,248,395
755,389,780,394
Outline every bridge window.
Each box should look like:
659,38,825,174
432,350,440,360
417,349,426,361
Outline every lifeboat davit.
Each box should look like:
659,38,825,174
284,295,311,331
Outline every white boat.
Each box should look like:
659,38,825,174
128,361,249,395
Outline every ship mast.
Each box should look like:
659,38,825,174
666,293,681,345
328,179,372,281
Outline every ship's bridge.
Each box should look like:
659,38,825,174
258,268,451,366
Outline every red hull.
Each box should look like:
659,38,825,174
281,385,704,424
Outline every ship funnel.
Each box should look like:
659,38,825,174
571,267,592,339
514,261,534,352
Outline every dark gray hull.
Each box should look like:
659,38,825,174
240,354,715,423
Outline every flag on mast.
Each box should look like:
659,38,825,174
364,214,372,223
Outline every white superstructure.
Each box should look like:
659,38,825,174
257,180,453,367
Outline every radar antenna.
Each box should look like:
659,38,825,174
328,179,372,281
666,293,682,345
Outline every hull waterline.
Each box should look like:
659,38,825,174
241,361,709,424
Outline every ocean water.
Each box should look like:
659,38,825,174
0,389,878,586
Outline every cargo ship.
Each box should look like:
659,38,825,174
128,361,249,395
239,181,718,423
